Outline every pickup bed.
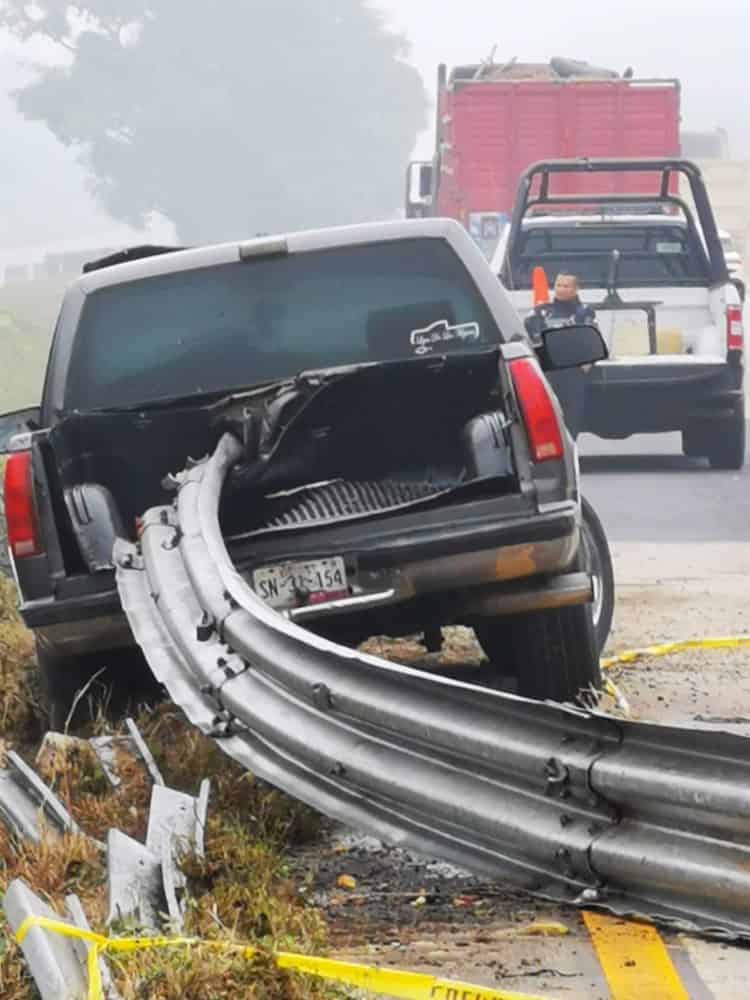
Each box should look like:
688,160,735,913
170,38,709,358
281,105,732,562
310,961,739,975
2,219,607,726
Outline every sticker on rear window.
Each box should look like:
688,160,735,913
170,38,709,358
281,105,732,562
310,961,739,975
410,320,481,355
656,242,683,254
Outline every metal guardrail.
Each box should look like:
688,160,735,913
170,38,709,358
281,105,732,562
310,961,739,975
115,432,750,941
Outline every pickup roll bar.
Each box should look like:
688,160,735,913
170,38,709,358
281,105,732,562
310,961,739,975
505,158,729,289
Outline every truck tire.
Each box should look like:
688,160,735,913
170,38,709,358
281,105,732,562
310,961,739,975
475,603,601,704
706,402,746,471
681,424,704,458
580,497,615,652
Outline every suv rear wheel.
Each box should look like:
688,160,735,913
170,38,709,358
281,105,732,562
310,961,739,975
475,602,601,704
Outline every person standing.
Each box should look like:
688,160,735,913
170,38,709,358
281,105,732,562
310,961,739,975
524,273,597,440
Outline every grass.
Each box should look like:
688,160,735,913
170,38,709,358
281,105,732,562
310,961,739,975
0,276,71,413
0,575,39,746
0,574,342,999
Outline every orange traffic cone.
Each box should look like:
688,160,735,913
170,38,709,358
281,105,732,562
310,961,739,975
532,266,550,306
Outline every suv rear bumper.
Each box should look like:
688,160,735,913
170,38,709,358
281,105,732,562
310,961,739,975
584,359,743,435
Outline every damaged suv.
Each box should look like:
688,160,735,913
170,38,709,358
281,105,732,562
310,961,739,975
1,219,607,725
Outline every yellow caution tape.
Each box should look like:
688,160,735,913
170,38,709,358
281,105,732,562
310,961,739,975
15,915,558,1000
602,678,631,717
601,635,750,672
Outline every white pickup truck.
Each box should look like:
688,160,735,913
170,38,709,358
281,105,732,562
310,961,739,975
492,159,745,469
719,227,746,302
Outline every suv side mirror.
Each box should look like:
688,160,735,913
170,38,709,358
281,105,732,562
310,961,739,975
537,325,608,371
0,406,41,454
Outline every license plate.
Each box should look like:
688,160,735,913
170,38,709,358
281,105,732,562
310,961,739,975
252,557,348,610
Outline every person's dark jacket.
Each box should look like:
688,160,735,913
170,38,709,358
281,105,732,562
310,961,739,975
524,297,597,341
524,297,598,440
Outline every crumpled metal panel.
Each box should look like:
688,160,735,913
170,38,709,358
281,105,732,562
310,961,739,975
116,432,750,940
0,750,79,842
106,829,164,932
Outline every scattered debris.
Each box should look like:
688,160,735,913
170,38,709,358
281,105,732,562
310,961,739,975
106,828,165,934
85,715,166,790
4,879,89,1000
0,749,79,842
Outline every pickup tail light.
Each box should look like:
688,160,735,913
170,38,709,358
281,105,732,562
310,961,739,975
727,305,744,353
509,357,564,463
4,451,42,559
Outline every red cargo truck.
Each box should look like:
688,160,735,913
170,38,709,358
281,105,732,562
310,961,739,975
406,59,681,254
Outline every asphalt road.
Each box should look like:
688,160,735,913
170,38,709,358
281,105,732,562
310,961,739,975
579,428,750,543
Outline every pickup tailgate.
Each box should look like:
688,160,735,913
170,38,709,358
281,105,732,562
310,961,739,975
508,285,730,362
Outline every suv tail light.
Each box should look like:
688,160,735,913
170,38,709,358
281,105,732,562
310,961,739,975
509,357,564,463
4,451,42,559
727,305,744,353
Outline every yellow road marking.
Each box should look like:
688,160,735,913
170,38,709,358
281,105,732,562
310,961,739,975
583,912,689,1000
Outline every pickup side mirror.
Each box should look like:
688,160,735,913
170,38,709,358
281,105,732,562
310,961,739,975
0,406,41,453
537,324,608,371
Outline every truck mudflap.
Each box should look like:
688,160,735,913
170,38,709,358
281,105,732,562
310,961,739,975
116,432,750,941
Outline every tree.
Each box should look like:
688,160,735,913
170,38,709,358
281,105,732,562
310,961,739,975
1,1,427,242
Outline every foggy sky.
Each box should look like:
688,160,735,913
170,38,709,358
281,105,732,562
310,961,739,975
2,1,750,251
383,0,750,158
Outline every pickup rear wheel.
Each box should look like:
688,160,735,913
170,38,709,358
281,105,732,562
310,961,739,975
475,603,601,704
580,497,615,653
706,401,746,471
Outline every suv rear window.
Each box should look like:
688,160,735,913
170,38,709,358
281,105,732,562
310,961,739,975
64,238,501,411
509,224,711,289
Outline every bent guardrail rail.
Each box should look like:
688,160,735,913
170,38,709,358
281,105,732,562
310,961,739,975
115,432,750,940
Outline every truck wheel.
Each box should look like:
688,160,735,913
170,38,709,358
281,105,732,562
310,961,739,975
682,424,704,458
475,603,601,704
706,402,746,471
581,497,615,652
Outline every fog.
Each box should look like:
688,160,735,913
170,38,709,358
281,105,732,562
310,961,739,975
2,1,749,253
382,0,750,158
